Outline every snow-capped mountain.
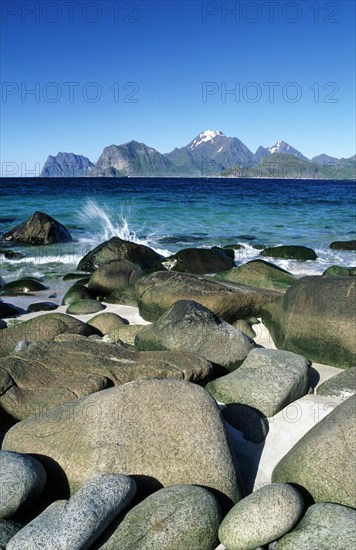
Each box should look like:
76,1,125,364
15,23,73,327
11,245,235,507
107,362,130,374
165,130,256,176
255,141,308,162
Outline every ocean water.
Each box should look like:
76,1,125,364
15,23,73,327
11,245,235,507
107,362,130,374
0,177,355,286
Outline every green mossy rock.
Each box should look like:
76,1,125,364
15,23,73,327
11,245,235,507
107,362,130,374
260,245,317,261
216,259,296,291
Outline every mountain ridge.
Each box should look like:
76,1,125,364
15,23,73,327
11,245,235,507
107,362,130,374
40,131,356,179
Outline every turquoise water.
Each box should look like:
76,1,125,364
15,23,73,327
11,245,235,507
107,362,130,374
0,177,355,283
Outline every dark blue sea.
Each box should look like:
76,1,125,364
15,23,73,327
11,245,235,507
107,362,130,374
1,178,355,288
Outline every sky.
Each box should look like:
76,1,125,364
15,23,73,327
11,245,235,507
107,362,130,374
0,0,355,176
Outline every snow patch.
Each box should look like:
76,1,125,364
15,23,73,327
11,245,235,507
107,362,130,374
191,130,224,149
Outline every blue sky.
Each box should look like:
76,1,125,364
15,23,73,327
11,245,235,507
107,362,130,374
0,0,355,175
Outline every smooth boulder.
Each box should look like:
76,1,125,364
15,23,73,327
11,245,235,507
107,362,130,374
87,260,145,296
66,299,106,315
0,313,96,357
216,259,296,291
135,270,282,323
219,483,304,550
61,283,95,305
329,240,356,250
272,395,356,508
275,503,356,549
135,300,255,371
259,245,317,261
3,278,47,293
163,246,235,274
3,379,242,508
323,265,356,277
6,474,136,550
77,237,163,272
27,302,58,313
0,334,213,422
0,451,46,519
97,484,221,550
87,312,129,334
262,276,356,368
2,211,72,245
316,367,356,398
0,301,19,318
206,348,310,415
0,520,23,549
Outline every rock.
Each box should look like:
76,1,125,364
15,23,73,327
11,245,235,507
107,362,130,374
135,270,282,323
216,259,296,291
222,404,269,443
223,243,245,250
329,240,356,251
0,451,46,519
316,367,356,398
13,340,29,352
87,312,129,335
3,379,242,508
135,300,255,371
233,319,256,339
262,276,356,369
259,245,317,261
27,302,58,313
0,313,96,357
0,249,25,260
322,265,356,276
0,301,19,318
163,246,235,274
0,520,23,549
77,236,163,272
2,211,72,245
62,272,91,281
219,483,304,550
66,299,106,315
3,278,47,293
0,335,213,422
207,348,310,416
275,503,356,549
61,283,95,305
97,484,221,550
272,395,356,508
6,474,136,550
87,260,145,297
107,324,142,345
0,320,7,330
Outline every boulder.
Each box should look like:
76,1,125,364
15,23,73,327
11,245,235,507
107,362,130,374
3,278,47,293
206,349,310,416
272,395,356,508
0,520,23,549
135,270,282,323
102,287,138,306
0,451,46,519
66,299,106,315
275,503,356,549
233,319,256,339
77,237,163,272
135,300,255,371
61,283,95,305
323,265,356,277
0,334,213,422
27,302,58,313
87,312,129,335
97,484,221,550
6,474,136,550
262,276,356,368
3,379,242,508
216,259,296,291
2,212,72,245
316,367,356,398
62,272,91,281
0,320,7,330
0,301,20,319
259,245,317,261
0,249,25,260
0,313,96,357
87,260,145,296
329,240,356,251
218,483,304,550
163,247,235,274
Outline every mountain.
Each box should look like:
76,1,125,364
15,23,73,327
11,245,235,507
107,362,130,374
311,154,339,165
222,153,356,180
255,140,308,162
40,153,95,177
165,130,256,176
87,141,178,177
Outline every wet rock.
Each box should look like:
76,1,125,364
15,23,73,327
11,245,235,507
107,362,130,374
2,211,72,245
66,299,106,315
217,259,296,291
259,245,317,261
329,240,356,251
27,302,58,313
163,246,235,274
3,278,47,293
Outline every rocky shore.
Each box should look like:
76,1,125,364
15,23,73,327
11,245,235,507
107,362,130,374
0,213,355,549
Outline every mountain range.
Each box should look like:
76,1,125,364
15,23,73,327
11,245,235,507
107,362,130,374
40,131,356,179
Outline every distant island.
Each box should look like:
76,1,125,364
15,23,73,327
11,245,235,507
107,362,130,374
40,130,356,180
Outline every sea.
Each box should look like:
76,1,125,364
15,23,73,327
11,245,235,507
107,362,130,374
0,177,355,294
